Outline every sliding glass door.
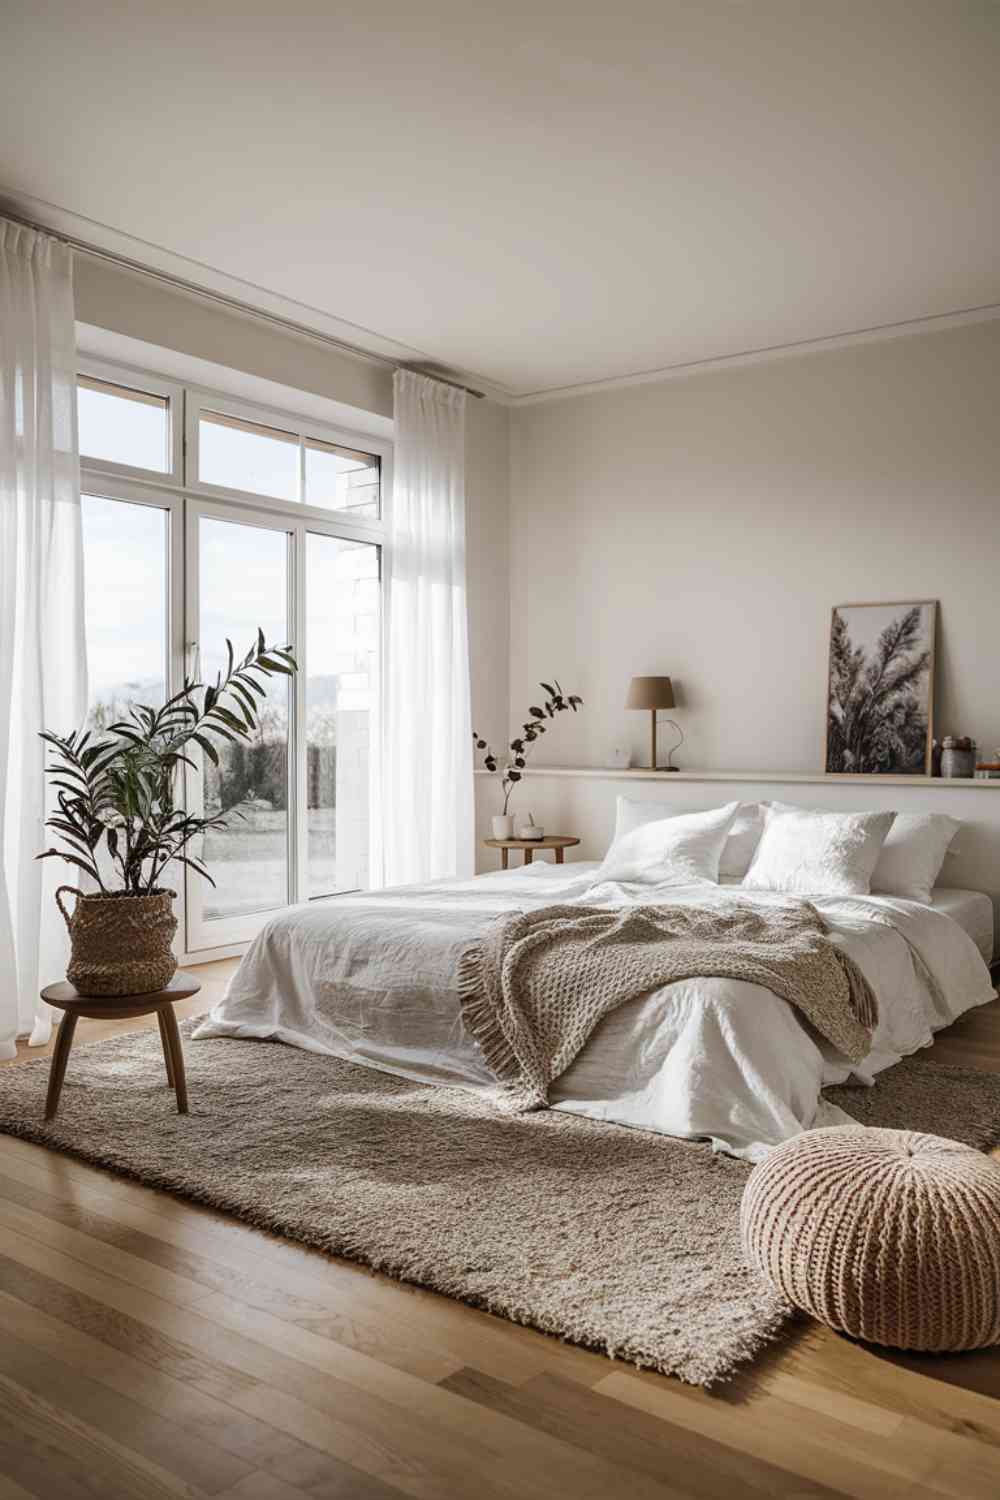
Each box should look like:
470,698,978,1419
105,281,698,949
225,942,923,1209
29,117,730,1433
184,502,380,952
305,531,380,899
82,492,170,726
185,505,293,948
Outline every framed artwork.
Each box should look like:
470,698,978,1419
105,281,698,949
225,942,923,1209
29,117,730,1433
825,599,937,775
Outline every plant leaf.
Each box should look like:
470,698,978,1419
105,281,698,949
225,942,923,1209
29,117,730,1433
192,733,219,767
36,848,102,883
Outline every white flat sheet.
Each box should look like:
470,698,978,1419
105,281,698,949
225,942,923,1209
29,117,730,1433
194,863,996,1161
930,888,994,964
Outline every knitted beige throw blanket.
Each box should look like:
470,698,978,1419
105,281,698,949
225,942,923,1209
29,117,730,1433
458,899,878,1111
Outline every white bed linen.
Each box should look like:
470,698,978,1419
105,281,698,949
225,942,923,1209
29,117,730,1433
930,888,994,964
193,862,996,1161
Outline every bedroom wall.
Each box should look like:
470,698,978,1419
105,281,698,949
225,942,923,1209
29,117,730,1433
72,255,511,749
506,319,1000,776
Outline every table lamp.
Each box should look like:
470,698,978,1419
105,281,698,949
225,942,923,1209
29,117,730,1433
626,676,684,770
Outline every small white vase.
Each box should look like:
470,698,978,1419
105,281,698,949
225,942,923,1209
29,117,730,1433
492,814,514,839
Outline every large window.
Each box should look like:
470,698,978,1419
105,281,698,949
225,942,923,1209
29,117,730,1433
77,361,387,956
198,514,291,924
193,401,381,518
78,376,170,474
82,494,168,725
306,532,379,896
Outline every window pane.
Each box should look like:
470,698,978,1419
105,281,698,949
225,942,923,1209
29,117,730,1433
82,495,167,727
307,533,379,897
199,517,290,921
78,377,169,472
199,410,299,502
305,438,380,517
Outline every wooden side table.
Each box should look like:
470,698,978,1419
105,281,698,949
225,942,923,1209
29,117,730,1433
484,835,580,870
39,974,201,1120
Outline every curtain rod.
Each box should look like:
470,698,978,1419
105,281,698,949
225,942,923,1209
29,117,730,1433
4,209,486,399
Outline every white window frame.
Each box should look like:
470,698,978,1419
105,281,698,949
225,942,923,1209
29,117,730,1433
77,357,184,487
77,353,388,964
185,385,389,545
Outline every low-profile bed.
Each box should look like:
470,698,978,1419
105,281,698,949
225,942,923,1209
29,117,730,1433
194,798,997,1161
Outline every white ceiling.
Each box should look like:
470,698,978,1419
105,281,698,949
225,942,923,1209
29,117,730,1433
2,1,997,398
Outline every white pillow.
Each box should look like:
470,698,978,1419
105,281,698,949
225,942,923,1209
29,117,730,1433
743,802,895,896
597,801,740,887
613,797,763,882
720,802,765,880
871,813,961,905
612,796,666,842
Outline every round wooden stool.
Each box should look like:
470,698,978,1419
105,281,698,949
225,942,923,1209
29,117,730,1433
39,974,200,1120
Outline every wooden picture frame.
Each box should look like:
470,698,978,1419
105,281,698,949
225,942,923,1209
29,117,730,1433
824,599,937,776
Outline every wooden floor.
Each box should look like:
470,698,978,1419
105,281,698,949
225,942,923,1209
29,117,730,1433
1,964,1000,1498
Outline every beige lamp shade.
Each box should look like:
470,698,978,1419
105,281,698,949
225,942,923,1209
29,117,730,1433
625,676,675,710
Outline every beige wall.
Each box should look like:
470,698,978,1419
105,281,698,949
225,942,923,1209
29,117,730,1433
73,254,510,744
508,321,1000,779
73,253,999,853
75,256,394,417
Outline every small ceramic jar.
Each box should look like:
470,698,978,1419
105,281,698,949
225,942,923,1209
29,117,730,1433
941,738,976,778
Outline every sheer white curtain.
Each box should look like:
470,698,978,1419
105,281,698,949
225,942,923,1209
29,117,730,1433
0,220,87,1059
378,370,473,886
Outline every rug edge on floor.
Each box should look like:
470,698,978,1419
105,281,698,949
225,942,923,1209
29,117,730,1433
3,1034,999,1388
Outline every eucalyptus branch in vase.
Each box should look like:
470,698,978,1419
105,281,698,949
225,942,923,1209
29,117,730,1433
473,680,583,836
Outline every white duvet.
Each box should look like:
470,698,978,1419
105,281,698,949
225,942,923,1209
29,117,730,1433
193,863,996,1161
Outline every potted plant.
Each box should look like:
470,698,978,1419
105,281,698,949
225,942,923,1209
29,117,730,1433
38,631,296,997
473,680,582,839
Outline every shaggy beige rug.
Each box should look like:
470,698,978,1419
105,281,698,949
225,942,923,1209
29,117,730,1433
1,1023,998,1386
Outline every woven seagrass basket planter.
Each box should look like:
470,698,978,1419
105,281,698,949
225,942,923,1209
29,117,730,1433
56,886,178,997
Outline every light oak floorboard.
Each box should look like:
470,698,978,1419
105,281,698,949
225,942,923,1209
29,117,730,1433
0,1330,248,1495
0,1367,209,1499
0,962,998,1500
441,1366,844,1498
0,1476,44,1500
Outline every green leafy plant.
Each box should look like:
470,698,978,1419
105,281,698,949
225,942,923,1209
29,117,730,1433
473,680,583,815
38,632,297,896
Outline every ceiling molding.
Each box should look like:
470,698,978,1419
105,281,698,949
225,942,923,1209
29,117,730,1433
0,187,515,405
511,302,1000,406
5,189,998,410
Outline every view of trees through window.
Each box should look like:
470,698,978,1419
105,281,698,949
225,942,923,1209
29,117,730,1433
198,515,290,920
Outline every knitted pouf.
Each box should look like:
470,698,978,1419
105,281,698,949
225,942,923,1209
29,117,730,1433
741,1126,1000,1351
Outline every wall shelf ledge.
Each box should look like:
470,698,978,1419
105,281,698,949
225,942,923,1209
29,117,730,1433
474,766,1000,789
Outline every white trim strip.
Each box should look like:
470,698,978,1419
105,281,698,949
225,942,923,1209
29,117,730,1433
11,187,999,409
1,188,503,400
511,304,1000,405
